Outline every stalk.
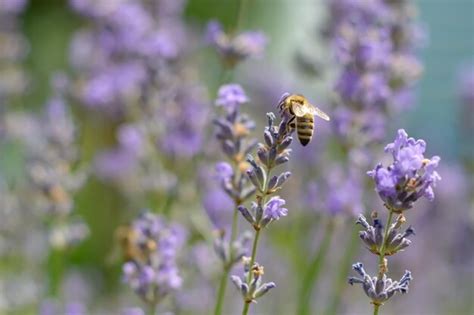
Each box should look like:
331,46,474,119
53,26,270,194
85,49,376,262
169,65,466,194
372,210,394,315
325,224,360,315
297,219,335,315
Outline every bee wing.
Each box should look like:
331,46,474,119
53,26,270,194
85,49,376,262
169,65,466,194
307,105,331,121
292,102,310,117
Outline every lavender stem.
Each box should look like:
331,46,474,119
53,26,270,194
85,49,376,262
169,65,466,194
297,219,335,315
214,204,240,315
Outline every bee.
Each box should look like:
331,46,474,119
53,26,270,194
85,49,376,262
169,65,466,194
278,94,330,146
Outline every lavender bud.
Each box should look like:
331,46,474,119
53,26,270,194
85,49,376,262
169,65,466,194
214,235,228,263
223,140,236,157
257,145,269,166
266,112,275,128
268,146,277,165
267,175,279,191
254,282,276,298
264,130,274,147
247,169,263,192
238,205,255,225
275,171,291,189
274,155,289,166
277,136,293,152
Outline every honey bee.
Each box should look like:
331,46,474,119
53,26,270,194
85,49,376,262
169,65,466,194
116,226,143,262
278,94,330,146
116,225,158,263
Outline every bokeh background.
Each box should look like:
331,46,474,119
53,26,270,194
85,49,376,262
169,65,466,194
0,0,473,314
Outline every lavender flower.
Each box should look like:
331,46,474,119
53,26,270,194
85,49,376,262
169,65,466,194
122,211,186,305
348,262,412,305
231,263,276,304
0,0,28,104
368,129,441,212
264,196,288,220
206,20,267,67
215,84,249,112
211,84,257,315
14,77,90,250
326,0,425,150
233,96,296,315
349,129,440,314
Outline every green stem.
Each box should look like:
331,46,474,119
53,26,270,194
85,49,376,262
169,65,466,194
147,302,157,315
325,223,360,315
373,304,380,315
235,0,250,32
214,266,230,315
372,210,394,315
378,211,394,268
47,246,65,297
213,205,240,315
297,219,335,315
240,225,261,315
246,228,261,284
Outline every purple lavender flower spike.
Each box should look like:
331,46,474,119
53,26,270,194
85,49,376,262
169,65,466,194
206,20,267,67
122,211,186,305
215,84,249,112
368,129,441,212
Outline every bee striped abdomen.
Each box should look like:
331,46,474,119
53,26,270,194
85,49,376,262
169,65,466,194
296,115,314,146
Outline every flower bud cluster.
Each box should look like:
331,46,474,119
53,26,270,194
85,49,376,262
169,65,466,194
214,84,257,205
17,77,89,250
231,260,276,304
238,110,293,230
122,211,186,305
356,213,414,256
348,262,412,306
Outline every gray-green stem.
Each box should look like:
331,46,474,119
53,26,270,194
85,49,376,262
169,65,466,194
297,219,335,315
373,210,395,315
213,205,240,315
324,224,360,315
241,163,272,315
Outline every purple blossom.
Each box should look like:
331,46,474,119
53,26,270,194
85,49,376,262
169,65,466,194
121,307,144,315
122,211,186,304
215,84,249,111
0,0,28,14
368,129,441,211
202,187,234,229
264,196,288,220
326,167,363,216
215,162,234,183
206,20,267,67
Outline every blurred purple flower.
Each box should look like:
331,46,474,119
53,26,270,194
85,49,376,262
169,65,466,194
215,84,249,112
202,187,234,229
206,20,267,67
121,307,144,315
0,0,27,14
122,211,186,304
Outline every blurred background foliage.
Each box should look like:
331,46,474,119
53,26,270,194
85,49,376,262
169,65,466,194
1,0,473,314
